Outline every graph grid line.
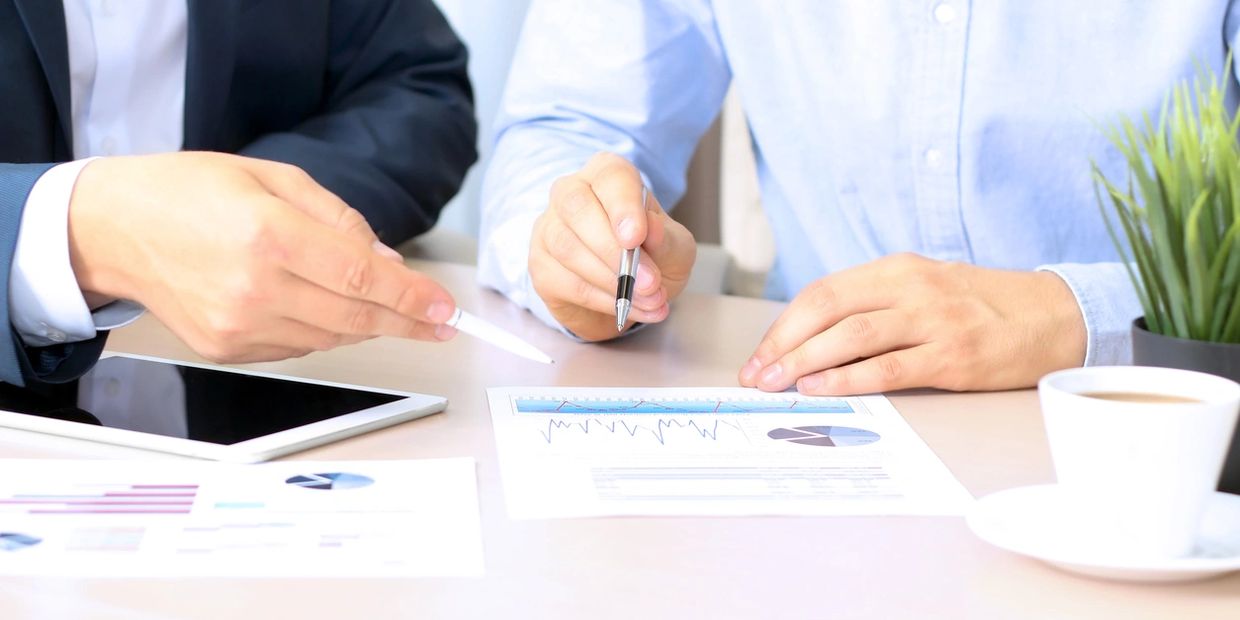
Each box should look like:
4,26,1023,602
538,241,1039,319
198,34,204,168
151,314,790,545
516,398,854,415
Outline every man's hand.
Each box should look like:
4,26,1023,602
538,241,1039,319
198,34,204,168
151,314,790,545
529,152,696,340
66,152,459,363
738,253,1087,395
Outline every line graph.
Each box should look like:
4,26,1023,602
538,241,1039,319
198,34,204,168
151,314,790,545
539,417,745,445
516,397,854,415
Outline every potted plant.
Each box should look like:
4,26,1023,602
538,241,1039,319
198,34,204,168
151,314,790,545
1094,65,1240,494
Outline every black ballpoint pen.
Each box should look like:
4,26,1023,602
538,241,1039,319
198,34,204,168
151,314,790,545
615,187,647,331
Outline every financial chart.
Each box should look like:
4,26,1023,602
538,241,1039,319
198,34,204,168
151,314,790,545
488,387,972,519
0,459,483,578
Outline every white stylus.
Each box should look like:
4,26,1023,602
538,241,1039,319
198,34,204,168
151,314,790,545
445,308,555,365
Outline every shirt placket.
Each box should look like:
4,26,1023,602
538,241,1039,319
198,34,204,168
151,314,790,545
912,0,973,262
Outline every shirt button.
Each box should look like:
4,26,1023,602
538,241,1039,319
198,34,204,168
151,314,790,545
924,148,944,167
933,3,956,24
100,136,118,155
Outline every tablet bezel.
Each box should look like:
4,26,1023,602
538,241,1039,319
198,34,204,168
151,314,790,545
0,352,447,462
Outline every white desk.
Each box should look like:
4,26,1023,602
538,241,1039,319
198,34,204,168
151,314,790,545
0,261,1235,619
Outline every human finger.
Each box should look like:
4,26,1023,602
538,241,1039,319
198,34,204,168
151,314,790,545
531,249,669,324
580,152,649,249
794,345,944,396
639,196,696,290
271,210,457,324
744,265,902,379
750,309,922,391
539,214,627,294
244,159,380,244
274,271,454,341
549,174,628,270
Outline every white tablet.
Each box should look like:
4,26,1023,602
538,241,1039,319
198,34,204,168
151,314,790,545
0,352,446,462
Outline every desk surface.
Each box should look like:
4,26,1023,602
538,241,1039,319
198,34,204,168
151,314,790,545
0,261,1235,620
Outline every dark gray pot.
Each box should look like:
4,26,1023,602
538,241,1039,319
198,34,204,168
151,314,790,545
1131,318,1240,494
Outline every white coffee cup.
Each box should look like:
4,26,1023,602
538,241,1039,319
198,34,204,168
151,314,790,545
1038,366,1240,559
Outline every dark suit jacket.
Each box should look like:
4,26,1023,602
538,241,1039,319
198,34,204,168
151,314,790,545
0,0,477,386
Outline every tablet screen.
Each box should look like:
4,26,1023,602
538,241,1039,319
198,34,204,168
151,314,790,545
0,356,405,445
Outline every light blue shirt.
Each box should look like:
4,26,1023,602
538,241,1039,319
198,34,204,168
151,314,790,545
479,0,1240,365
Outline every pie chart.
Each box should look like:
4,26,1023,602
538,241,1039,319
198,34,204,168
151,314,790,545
767,426,880,447
285,472,374,491
0,532,41,552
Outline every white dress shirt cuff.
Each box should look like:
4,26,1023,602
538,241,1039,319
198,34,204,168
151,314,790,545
1035,262,1144,367
10,158,145,348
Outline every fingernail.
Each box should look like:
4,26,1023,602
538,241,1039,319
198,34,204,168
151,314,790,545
799,375,823,393
617,218,636,243
636,264,654,290
427,301,455,323
740,357,762,383
434,323,457,341
372,240,404,262
760,364,783,386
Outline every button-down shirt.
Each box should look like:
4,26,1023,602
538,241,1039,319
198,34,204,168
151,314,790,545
479,0,1240,365
9,0,181,347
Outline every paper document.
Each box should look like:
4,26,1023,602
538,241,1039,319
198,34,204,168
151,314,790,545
487,387,972,518
0,458,484,577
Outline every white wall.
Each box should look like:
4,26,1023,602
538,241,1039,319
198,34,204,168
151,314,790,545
432,0,533,237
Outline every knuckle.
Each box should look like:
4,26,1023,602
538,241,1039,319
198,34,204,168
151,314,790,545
841,314,875,342
315,332,345,352
205,310,248,340
342,256,375,297
889,252,924,268
346,301,378,334
239,214,282,260
753,335,780,360
806,280,838,309
335,206,370,235
952,329,982,361
596,152,632,175
588,151,626,173
557,186,596,224
278,163,312,185
544,222,579,262
393,284,421,317
196,338,239,364
224,274,264,309
571,276,596,307
782,347,809,375
827,368,854,394
875,355,904,384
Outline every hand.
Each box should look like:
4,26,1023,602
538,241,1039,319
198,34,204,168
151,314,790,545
529,152,696,341
66,152,459,363
737,253,1087,395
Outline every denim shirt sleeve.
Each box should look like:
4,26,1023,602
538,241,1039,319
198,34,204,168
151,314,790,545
1037,262,1143,366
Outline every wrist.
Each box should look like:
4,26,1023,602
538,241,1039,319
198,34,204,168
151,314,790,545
66,157,132,301
1035,270,1088,368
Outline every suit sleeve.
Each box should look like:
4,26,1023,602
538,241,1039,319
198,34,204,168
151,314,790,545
238,0,477,246
0,163,108,387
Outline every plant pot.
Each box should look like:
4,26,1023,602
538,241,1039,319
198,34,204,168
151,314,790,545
1131,318,1240,494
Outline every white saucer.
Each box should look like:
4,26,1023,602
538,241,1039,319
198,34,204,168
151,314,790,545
967,484,1240,582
